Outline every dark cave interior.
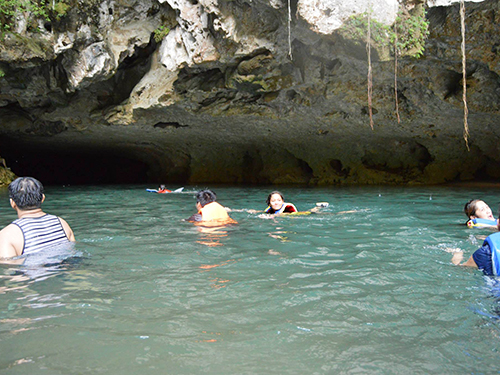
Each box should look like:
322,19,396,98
1,139,151,185
3,137,500,186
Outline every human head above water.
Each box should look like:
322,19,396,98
266,191,285,210
8,177,44,210
196,189,217,208
464,199,495,220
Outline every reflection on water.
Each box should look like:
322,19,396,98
1,185,500,374
195,226,230,247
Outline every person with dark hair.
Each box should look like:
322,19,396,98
229,191,328,217
451,210,500,275
463,199,497,228
264,191,298,214
0,177,75,261
187,189,237,226
157,184,171,194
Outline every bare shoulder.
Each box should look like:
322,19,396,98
58,217,75,241
0,224,23,258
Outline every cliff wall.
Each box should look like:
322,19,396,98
0,0,498,185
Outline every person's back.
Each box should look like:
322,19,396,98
187,189,237,226
12,214,71,255
0,177,75,262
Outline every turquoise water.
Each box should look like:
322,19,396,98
1,185,500,374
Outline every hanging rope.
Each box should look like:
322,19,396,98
394,19,401,123
367,9,374,130
461,0,469,150
288,0,293,60
394,2,401,124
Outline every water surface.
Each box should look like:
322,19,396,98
1,185,500,374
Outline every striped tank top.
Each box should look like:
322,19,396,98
12,214,69,255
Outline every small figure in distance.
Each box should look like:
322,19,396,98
0,177,75,264
157,184,171,194
450,213,500,276
464,199,497,228
187,189,237,226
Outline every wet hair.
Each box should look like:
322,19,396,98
464,199,484,218
266,191,284,207
196,189,217,207
8,177,44,210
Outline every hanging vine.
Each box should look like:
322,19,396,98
339,4,429,129
288,0,293,60
460,0,469,150
394,15,401,124
367,8,374,130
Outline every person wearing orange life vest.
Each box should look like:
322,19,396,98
187,189,237,226
157,184,171,194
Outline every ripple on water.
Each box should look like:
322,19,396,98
1,186,500,374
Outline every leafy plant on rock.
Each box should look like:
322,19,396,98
0,0,71,35
153,25,170,43
391,6,429,59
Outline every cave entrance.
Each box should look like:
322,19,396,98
1,140,150,185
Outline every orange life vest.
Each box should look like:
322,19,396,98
198,202,237,227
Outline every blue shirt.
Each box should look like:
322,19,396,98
473,242,494,276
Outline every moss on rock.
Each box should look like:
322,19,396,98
0,167,16,187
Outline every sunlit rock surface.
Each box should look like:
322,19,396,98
0,0,498,185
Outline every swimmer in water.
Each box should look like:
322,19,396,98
187,189,237,226
464,199,497,228
264,191,298,214
449,213,500,276
157,185,171,194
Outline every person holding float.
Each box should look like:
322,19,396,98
464,199,498,228
146,185,184,194
157,184,171,194
264,191,298,214
258,191,328,216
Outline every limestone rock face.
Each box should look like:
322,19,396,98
0,0,498,185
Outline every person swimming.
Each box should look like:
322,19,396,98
263,191,331,215
264,191,298,214
225,191,329,216
187,189,237,226
157,185,171,194
464,199,497,228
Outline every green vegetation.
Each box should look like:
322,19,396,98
0,0,71,35
0,69,4,77
52,0,70,20
341,13,392,46
392,8,430,58
154,25,170,43
339,7,430,59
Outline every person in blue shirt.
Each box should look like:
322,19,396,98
452,215,500,276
